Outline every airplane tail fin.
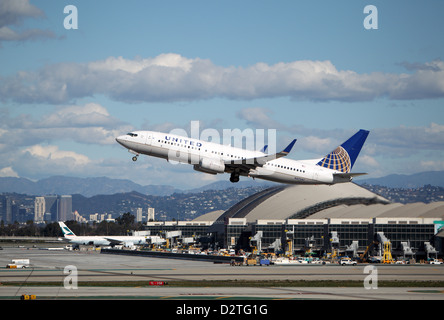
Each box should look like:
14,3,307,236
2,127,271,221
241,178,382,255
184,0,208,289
316,129,369,173
59,222,76,237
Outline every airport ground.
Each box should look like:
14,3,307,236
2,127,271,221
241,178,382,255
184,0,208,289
1,243,444,301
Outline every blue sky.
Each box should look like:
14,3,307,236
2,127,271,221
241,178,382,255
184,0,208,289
0,0,443,189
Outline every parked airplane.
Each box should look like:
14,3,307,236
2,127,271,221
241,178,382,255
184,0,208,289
58,222,164,247
116,129,369,185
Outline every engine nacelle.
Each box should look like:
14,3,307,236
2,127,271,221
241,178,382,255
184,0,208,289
193,158,225,175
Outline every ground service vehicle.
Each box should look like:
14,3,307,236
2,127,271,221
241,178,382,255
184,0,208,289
340,258,357,266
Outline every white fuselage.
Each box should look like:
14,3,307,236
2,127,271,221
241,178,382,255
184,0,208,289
64,235,148,246
116,131,353,185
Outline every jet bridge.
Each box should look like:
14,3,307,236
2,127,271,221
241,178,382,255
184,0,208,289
250,231,263,254
267,238,281,253
400,241,415,260
424,241,438,259
346,241,359,258
166,230,182,248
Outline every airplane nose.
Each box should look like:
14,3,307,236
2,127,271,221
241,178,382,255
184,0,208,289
116,135,125,146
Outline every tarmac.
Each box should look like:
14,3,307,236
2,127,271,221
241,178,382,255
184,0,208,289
1,245,444,301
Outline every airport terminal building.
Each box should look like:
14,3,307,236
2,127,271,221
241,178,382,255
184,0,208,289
145,183,444,260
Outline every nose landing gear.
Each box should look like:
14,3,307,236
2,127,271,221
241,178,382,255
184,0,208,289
128,149,139,162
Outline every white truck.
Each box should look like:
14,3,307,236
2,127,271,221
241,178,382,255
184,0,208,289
6,259,30,269
340,258,357,266
429,259,443,265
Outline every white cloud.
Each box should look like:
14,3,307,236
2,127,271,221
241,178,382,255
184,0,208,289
425,122,444,134
0,0,55,44
236,107,282,129
0,0,43,27
44,103,115,128
0,166,19,178
2,54,444,104
359,155,379,168
372,123,444,152
0,102,132,147
22,145,91,166
299,136,334,154
89,54,193,74
420,160,444,171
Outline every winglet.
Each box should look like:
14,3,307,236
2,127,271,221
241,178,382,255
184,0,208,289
259,145,268,153
278,139,297,157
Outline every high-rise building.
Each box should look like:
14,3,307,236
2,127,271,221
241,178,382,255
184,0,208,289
136,207,143,222
0,196,12,224
147,207,155,222
35,195,73,222
44,195,58,221
34,197,45,223
58,195,72,221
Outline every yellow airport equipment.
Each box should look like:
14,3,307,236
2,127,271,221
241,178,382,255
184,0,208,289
382,241,394,264
360,241,378,262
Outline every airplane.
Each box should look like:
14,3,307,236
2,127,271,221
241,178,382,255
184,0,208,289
116,128,370,185
58,222,164,247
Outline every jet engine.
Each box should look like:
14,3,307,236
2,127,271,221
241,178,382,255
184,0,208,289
193,158,225,175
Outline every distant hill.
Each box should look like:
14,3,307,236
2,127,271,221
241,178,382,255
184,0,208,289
356,171,444,188
0,175,273,197
187,180,273,193
1,170,443,197
0,176,181,197
71,186,268,220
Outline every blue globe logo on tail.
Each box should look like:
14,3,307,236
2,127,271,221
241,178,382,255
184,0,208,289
317,146,351,173
316,129,369,173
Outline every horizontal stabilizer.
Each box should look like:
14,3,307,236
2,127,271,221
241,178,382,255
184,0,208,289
333,172,367,179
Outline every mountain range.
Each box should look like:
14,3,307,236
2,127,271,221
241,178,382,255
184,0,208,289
356,171,444,188
0,175,272,197
0,171,443,197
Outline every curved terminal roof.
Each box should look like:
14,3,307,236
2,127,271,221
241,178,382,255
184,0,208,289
196,183,444,225
217,183,389,223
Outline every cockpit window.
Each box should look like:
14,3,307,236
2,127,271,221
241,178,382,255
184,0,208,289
127,133,138,137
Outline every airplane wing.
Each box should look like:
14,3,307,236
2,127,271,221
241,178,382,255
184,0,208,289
103,237,132,246
224,139,297,173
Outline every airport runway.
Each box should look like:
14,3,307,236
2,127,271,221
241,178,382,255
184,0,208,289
1,246,444,300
